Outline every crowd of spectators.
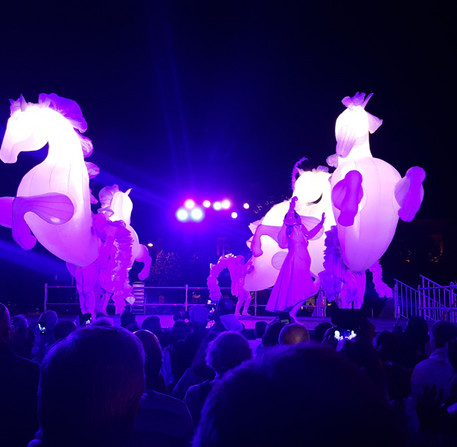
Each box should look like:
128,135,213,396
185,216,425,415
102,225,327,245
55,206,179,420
2,299,457,447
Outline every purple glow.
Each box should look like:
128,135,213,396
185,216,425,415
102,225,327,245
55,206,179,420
203,200,211,208
221,199,231,209
184,199,195,209
190,207,204,222
176,208,189,221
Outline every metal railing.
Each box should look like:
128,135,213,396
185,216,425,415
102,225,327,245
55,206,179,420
44,283,326,317
419,276,457,323
44,284,265,315
394,279,421,319
394,276,457,323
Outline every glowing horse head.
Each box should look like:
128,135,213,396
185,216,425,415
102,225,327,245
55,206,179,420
334,92,383,161
98,185,133,225
0,93,93,164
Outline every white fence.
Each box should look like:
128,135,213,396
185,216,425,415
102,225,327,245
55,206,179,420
394,276,457,323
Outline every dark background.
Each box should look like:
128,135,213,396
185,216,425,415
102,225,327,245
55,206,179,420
0,0,455,311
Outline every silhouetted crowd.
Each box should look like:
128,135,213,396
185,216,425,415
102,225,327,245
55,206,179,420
2,297,457,447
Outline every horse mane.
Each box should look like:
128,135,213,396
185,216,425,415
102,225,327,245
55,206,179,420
97,184,120,218
38,93,94,159
38,93,87,132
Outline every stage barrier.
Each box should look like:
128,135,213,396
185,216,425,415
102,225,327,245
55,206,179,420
394,276,457,323
43,284,326,317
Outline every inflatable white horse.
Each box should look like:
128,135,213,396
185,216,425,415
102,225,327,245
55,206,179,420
0,94,151,315
244,159,335,293
0,94,99,266
322,92,426,307
328,92,425,272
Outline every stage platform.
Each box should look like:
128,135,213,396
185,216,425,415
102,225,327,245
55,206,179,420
36,313,407,333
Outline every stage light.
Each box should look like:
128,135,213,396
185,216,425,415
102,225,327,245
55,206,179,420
213,201,222,211
176,208,189,221
203,200,211,208
221,199,231,209
184,199,195,209
147,242,153,247
243,202,250,209
231,212,238,219
190,207,204,222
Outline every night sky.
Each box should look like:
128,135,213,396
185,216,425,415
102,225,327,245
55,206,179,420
0,1,455,309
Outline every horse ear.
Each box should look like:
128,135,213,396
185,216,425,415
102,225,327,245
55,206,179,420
20,94,27,111
362,93,374,108
367,112,383,134
125,188,132,196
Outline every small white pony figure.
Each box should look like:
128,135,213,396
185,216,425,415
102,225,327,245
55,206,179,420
68,185,152,316
0,94,99,267
328,92,426,275
98,184,151,281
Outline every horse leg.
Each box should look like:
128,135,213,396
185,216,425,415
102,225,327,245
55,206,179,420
395,166,426,222
68,261,98,318
12,193,74,250
136,244,152,281
242,290,252,316
331,170,363,226
235,298,242,316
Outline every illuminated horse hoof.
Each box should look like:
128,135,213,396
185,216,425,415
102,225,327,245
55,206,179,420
12,193,74,250
395,166,426,222
331,170,363,227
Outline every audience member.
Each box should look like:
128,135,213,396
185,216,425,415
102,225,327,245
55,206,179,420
212,297,243,333
33,310,59,363
312,321,332,343
185,331,252,425
401,316,430,369
193,344,408,447
142,315,170,348
130,329,193,447
375,330,410,402
29,326,144,447
135,329,167,393
162,320,191,390
247,320,268,352
340,322,385,393
120,309,137,330
411,321,457,401
10,314,35,359
254,320,267,339
0,303,40,447
173,306,210,374
278,323,310,345
53,320,77,342
172,331,217,399
257,321,285,353
92,316,114,327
